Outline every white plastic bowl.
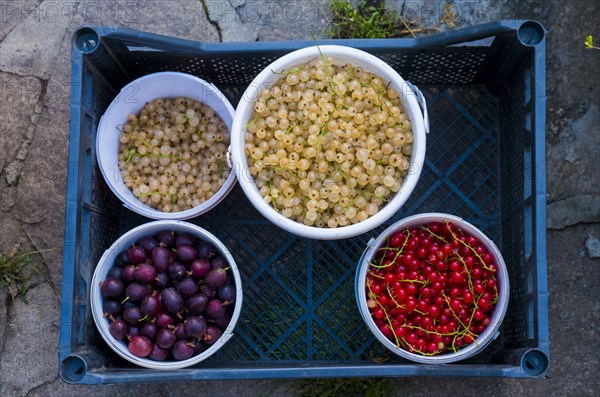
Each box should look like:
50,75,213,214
90,220,243,370
230,45,428,240
356,213,509,364
96,72,237,220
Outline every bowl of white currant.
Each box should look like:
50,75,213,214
231,45,429,239
91,220,243,369
96,72,237,220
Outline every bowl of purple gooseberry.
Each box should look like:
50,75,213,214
91,220,242,369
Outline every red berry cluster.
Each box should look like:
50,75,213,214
365,221,499,356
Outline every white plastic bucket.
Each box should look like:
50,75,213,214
90,220,243,370
356,213,509,364
230,46,428,240
96,72,237,220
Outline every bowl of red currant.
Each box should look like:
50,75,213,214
356,213,509,363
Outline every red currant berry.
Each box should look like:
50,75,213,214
421,287,434,298
416,247,428,259
406,283,418,296
450,299,462,311
427,341,439,353
406,239,418,251
395,327,407,337
428,272,439,283
451,271,464,284
449,260,461,272
405,332,417,344
482,253,493,265
421,316,432,328
473,283,485,294
389,232,404,248
441,244,453,256
371,284,382,295
463,291,474,304
429,305,440,317
380,325,392,337
442,222,454,236
447,321,457,332
478,297,489,309
429,223,441,234
464,256,475,268
396,288,407,302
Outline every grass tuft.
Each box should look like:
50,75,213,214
327,0,419,39
296,377,392,397
0,244,43,300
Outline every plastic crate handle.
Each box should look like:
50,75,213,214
406,81,430,134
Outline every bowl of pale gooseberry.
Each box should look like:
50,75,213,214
97,72,237,220
230,45,429,239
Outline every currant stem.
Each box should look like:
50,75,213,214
366,281,401,347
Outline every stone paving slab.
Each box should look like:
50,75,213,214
0,0,44,42
0,0,598,396
0,283,60,396
0,72,42,191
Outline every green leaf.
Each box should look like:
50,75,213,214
585,35,593,48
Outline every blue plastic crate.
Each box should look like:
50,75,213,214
60,20,549,383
